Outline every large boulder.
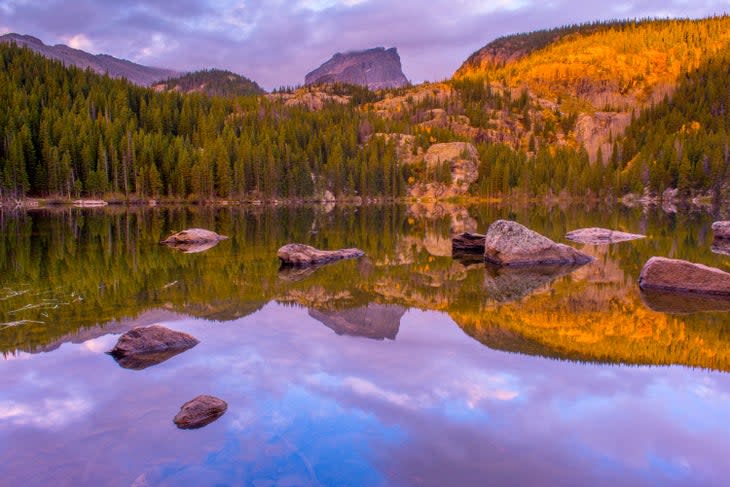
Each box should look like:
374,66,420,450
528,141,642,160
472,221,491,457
566,227,645,245
712,221,730,240
107,325,199,369
452,232,486,254
484,220,592,266
173,395,228,429
639,257,730,295
277,243,364,267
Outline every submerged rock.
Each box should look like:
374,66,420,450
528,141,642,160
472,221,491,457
565,227,645,245
639,257,730,295
108,325,199,369
160,228,228,252
712,221,730,240
484,220,592,266
277,243,364,267
173,395,227,429
452,232,486,254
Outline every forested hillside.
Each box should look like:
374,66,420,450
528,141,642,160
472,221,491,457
153,69,265,98
0,43,405,200
2,16,730,202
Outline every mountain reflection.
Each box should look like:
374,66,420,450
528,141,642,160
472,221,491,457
2,204,730,372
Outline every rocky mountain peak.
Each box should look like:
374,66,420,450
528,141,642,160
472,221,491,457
305,47,409,90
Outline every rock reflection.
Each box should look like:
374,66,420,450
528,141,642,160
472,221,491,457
483,263,584,302
641,288,730,314
161,239,223,254
111,347,195,370
309,304,406,340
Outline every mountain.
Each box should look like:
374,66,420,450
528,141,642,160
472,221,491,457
152,69,265,97
305,47,409,90
0,33,178,86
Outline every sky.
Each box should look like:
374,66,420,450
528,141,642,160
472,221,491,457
1,0,729,89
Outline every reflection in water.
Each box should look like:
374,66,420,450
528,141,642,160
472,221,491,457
309,304,406,340
641,288,730,314
482,263,584,302
2,204,730,485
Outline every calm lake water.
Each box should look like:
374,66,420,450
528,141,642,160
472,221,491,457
2,203,730,487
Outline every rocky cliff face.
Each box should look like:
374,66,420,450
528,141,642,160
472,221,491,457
0,33,178,86
305,47,409,90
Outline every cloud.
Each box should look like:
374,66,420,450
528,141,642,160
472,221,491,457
1,0,728,89
0,396,93,429
65,33,94,51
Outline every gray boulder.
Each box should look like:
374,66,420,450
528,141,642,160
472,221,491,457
566,227,645,245
108,325,199,369
639,257,730,295
173,395,228,429
278,243,364,266
484,220,592,266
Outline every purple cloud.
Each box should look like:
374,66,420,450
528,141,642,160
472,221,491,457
1,0,728,88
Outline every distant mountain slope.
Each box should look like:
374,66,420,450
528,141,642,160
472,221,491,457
0,33,178,86
305,47,409,90
152,69,265,97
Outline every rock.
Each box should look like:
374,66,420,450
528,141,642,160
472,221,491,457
161,228,228,245
565,227,645,245
173,395,227,429
484,220,592,266
309,304,406,340
161,228,228,253
712,221,730,240
277,243,364,267
452,232,486,254
639,257,730,295
73,199,108,207
108,325,199,369
712,240,730,256
305,47,409,90
409,142,479,198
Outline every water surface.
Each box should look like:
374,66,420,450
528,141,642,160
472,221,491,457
1,204,729,486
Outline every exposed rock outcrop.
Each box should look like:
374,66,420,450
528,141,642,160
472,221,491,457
452,232,486,254
639,257,730,295
0,33,178,86
484,220,592,266
107,325,199,369
566,227,645,245
277,243,364,266
173,395,228,429
409,142,479,198
309,304,406,340
161,228,228,253
712,221,730,240
305,47,409,90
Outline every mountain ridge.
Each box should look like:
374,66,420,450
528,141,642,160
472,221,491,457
0,32,178,86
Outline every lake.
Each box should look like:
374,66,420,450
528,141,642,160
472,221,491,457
1,203,729,487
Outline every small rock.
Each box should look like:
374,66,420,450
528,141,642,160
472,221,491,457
452,232,486,254
277,243,364,267
712,221,730,240
565,227,645,245
173,395,228,429
484,220,592,266
639,257,730,295
108,325,199,369
161,228,228,244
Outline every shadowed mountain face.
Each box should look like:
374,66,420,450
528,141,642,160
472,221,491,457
309,304,406,340
305,47,409,90
0,33,178,86
153,69,264,97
